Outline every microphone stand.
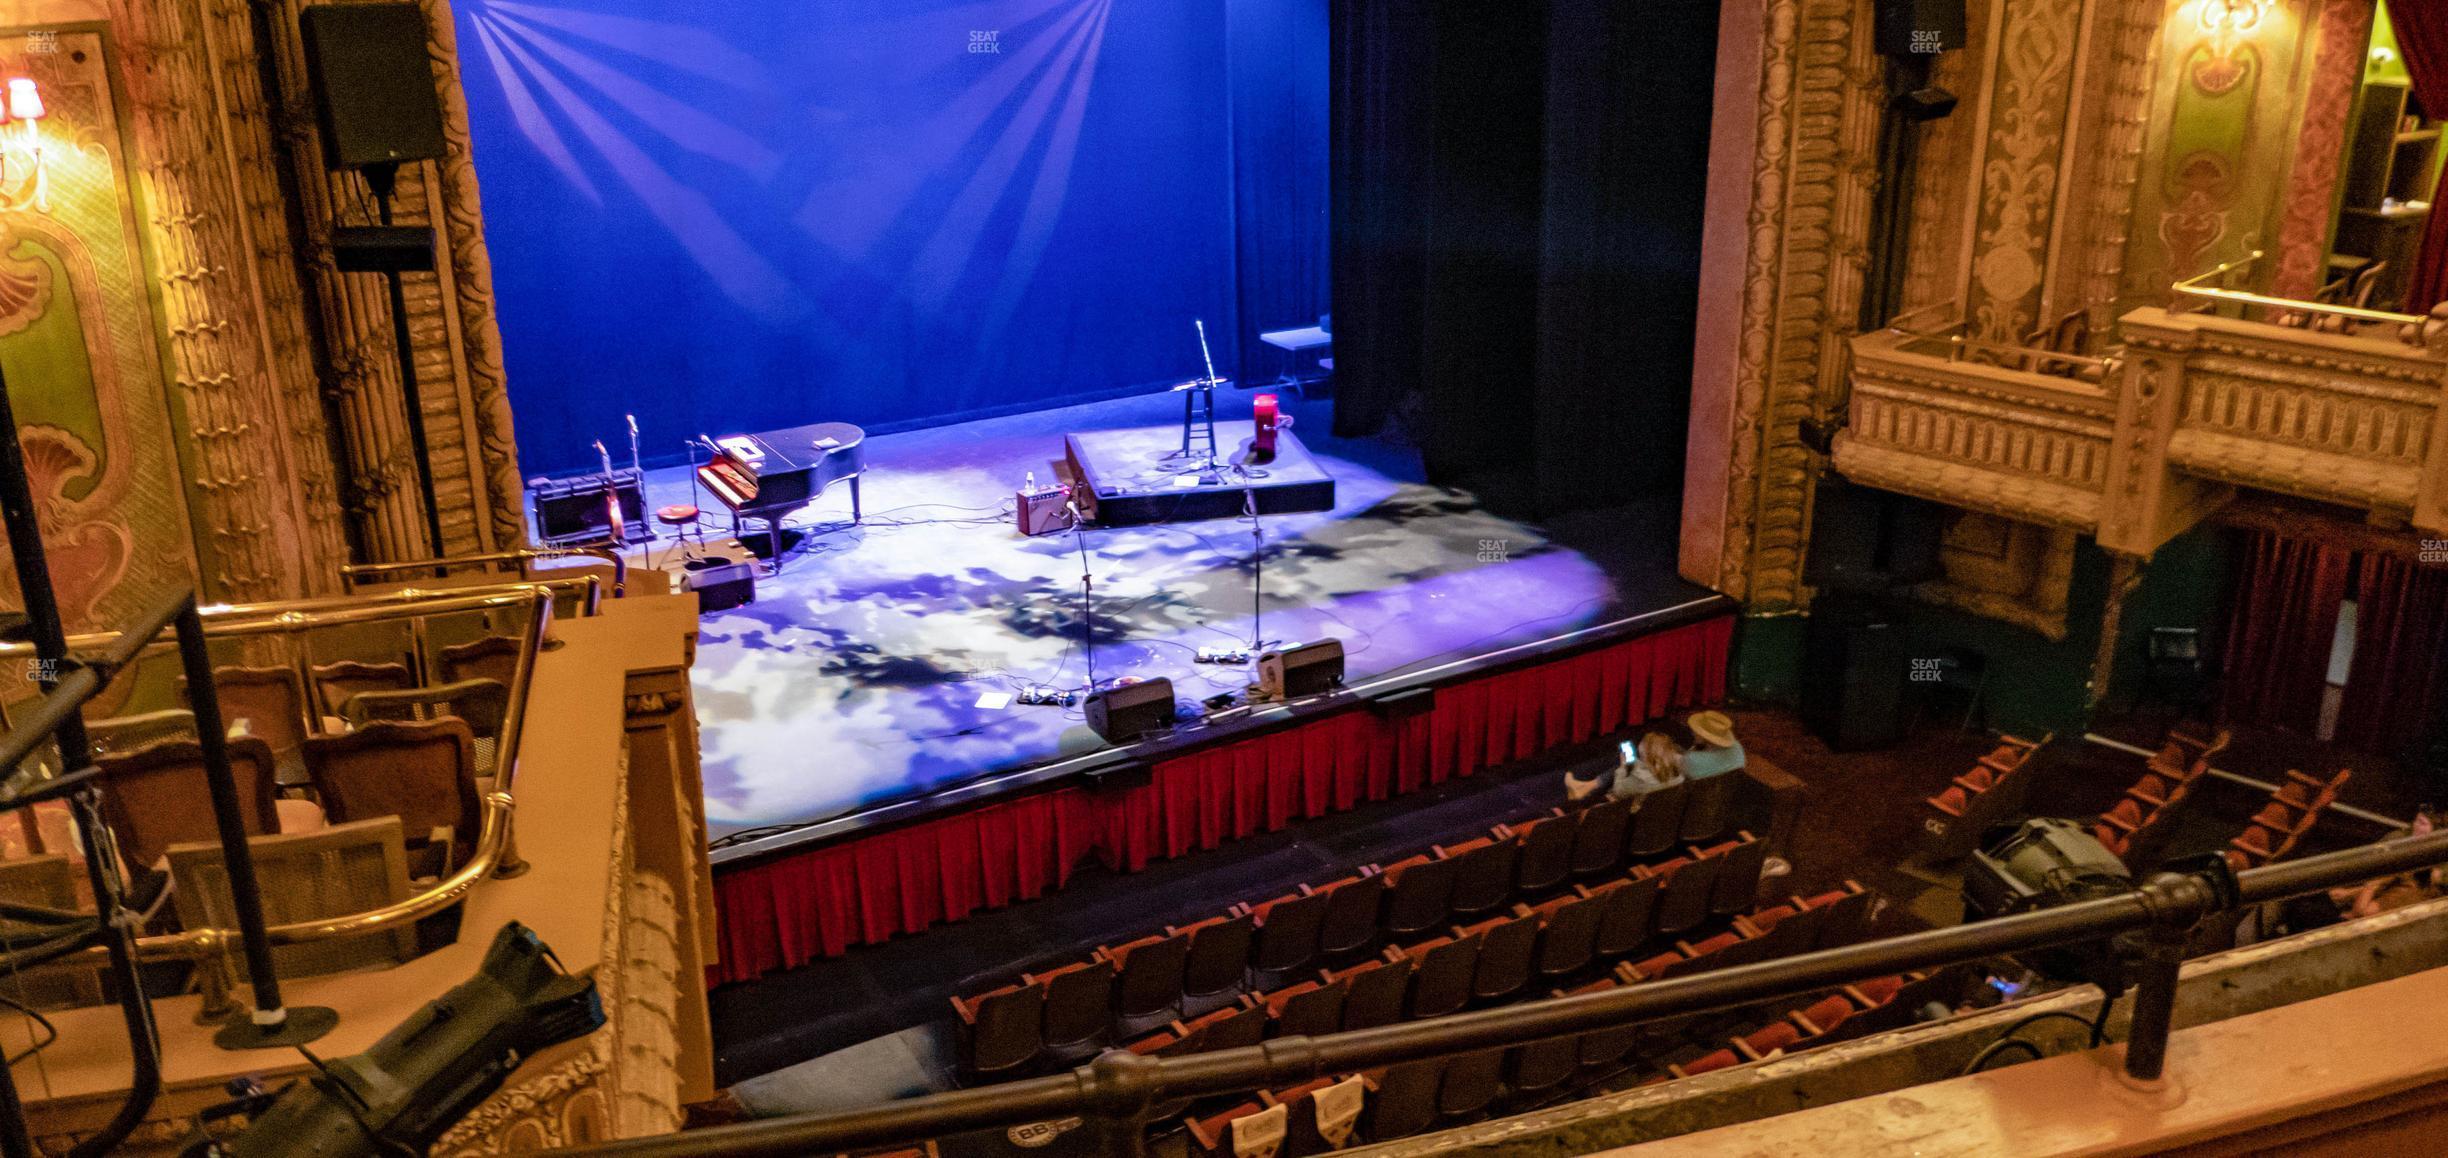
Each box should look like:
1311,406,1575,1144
625,414,646,545
1245,488,1276,657
1071,502,1097,698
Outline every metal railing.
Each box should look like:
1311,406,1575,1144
340,544,629,599
1878,317,2120,379
559,832,2448,1157
2171,249,2425,329
0,585,552,996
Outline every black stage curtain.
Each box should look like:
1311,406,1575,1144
1330,0,1721,517
1227,1,1333,382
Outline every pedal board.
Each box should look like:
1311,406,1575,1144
1017,688,1076,707
1196,646,1252,665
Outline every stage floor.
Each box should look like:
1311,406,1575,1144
568,391,1710,856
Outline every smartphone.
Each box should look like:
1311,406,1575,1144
1618,739,1635,764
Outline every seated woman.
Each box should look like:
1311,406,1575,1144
1610,732,1685,803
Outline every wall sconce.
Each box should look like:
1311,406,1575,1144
2198,0,2266,36
1,77,43,212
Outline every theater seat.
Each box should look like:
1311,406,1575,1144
1734,1020,1803,1060
1438,835,1520,919
1928,786,1969,818
1670,1048,1740,1078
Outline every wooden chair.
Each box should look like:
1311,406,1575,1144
1625,779,1690,858
1582,870,1663,958
1101,928,1194,1035
303,718,481,879
96,736,283,872
1434,1048,1505,1125
1248,890,1330,988
1502,812,1575,896
1518,892,1602,984
340,678,513,779
1328,957,1412,1032
1437,835,1518,919
1378,854,1459,938
1454,913,1538,1006
1567,796,1635,879
1027,958,1115,1063
1392,934,1479,1019
164,817,415,981
1174,912,1256,1017
1677,771,1741,844
1363,1058,1443,1142
1179,1001,1267,1053
1709,832,1769,915
308,660,418,721
1253,977,1347,1038
438,634,523,688
950,981,1044,1081
188,666,311,785
1305,871,1388,961
1652,853,1724,938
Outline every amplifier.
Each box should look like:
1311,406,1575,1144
531,471,645,545
1084,678,1175,743
1258,639,1344,700
1018,485,1076,537
680,553,757,612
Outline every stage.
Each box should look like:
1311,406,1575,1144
559,389,1721,867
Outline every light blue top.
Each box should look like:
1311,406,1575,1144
1609,761,1674,801
1681,742,1746,780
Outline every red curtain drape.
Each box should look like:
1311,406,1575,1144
710,613,1734,984
2219,530,2351,734
2337,551,2448,752
2397,0,2448,310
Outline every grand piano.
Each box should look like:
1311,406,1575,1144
696,421,865,568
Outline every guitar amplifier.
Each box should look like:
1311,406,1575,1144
1257,640,1345,700
531,471,645,545
1084,678,1175,743
1018,485,1076,537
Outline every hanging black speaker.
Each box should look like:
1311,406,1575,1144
299,3,448,170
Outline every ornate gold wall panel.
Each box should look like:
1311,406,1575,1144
1963,0,2087,343
2266,0,2369,300
0,23,203,630
1691,0,1882,611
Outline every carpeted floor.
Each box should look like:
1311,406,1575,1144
581,389,1707,848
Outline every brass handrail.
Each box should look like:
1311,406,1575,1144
55,587,550,969
2171,248,2424,327
0,580,594,656
340,544,628,599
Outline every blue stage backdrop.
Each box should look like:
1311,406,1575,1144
456,0,1327,477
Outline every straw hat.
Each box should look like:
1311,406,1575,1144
1687,710,1737,748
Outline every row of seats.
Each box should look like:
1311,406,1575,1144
950,777,1766,1081
955,831,1777,1081
2226,769,2351,870
96,716,488,882
1921,733,2047,859
1178,962,1968,1155
84,639,522,783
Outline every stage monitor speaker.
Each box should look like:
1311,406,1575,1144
1259,640,1345,700
1875,0,1967,57
1799,593,1910,751
1805,475,1945,593
681,555,757,613
300,3,449,170
530,471,645,545
1086,678,1176,743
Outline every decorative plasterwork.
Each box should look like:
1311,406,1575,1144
1709,0,1881,611
1832,431,2104,530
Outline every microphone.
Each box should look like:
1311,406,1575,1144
592,439,613,476
626,413,639,436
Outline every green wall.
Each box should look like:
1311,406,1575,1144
1728,525,2234,737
